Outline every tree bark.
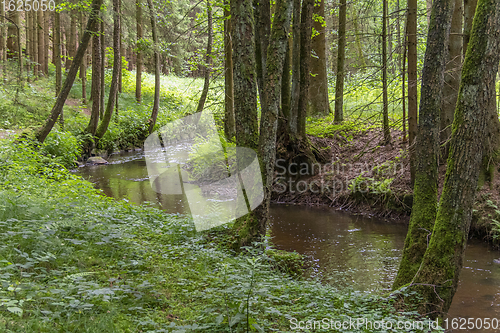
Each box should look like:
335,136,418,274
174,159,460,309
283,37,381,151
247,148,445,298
54,2,62,95
289,0,301,135
440,0,462,159
297,0,313,138
67,12,76,70
256,0,293,242
100,19,105,118
463,0,477,56
146,0,160,134
135,0,142,103
253,0,271,117
408,0,500,317
36,0,103,143
87,33,101,136
80,12,87,103
382,0,391,144
308,0,330,117
195,0,212,114
334,0,346,123
224,0,235,140
408,0,418,184
393,0,455,290
43,10,49,75
32,10,38,76
96,0,121,139
231,0,259,150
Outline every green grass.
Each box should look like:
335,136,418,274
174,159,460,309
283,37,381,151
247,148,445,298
0,138,443,332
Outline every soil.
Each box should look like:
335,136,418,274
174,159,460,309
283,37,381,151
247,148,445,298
65,98,90,116
270,128,500,244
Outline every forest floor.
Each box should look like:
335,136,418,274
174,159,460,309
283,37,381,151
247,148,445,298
272,126,500,245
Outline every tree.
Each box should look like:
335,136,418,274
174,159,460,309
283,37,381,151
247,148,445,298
80,12,87,103
146,0,160,134
256,0,293,242
308,0,330,117
36,0,104,143
96,0,121,139
381,0,391,144
407,0,418,184
334,0,346,123
288,0,301,135
67,12,77,70
297,0,313,138
224,0,235,140
54,2,62,96
135,0,143,103
393,0,455,290
86,30,101,137
400,0,500,316
440,0,462,159
231,0,259,150
195,0,212,114
253,0,271,115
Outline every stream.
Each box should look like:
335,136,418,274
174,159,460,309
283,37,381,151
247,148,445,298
76,151,500,332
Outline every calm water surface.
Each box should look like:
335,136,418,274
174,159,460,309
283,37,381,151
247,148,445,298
77,151,500,332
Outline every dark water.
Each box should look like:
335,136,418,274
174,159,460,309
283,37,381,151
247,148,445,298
77,151,500,331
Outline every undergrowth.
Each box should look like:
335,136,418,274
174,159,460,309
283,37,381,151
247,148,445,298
0,139,442,332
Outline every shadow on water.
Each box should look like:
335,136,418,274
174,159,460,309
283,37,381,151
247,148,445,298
77,151,500,332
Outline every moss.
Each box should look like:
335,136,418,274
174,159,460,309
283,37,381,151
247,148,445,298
266,248,304,276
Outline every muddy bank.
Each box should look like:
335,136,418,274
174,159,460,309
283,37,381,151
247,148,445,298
270,129,500,244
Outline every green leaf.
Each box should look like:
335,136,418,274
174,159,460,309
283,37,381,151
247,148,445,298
7,306,23,317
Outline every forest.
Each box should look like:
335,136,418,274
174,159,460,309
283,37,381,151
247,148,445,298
0,0,500,331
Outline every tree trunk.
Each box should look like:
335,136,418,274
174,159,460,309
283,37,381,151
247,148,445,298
195,0,212,114
308,0,330,116
36,0,104,143
253,0,271,117
96,0,121,139
26,11,32,78
463,0,477,56
256,0,292,243
6,11,19,59
408,0,500,317
281,35,292,122
100,19,105,118
54,2,62,96
393,0,455,290
80,12,87,103
382,0,391,144
43,11,49,75
135,0,142,103
408,0,418,184
32,10,38,77
297,0,313,139
231,0,259,150
87,33,101,136
224,0,235,140
334,0,346,123
67,12,76,70
440,0,462,159
289,0,301,135
146,0,160,134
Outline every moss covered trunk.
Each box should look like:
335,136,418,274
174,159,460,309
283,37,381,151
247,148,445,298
406,0,500,317
223,0,235,140
297,0,313,138
393,0,455,289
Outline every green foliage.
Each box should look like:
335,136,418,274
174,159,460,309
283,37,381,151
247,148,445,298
0,141,442,332
41,130,81,168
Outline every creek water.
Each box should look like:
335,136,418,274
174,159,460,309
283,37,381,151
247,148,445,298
77,151,500,331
